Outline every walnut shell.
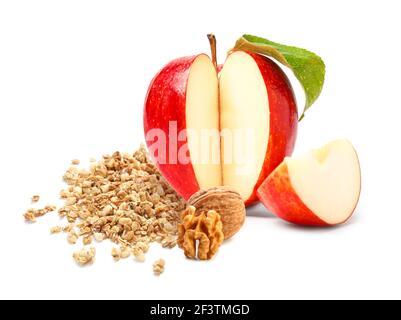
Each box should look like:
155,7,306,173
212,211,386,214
188,187,245,239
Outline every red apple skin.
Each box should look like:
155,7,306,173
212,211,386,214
244,52,298,205
144,55,204,200
257,162,328,226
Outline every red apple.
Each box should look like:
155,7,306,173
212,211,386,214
257,139,361,226
144,40,298,205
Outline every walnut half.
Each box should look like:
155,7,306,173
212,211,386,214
177,206,224,260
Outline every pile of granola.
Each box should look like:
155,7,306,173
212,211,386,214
24,145,186,273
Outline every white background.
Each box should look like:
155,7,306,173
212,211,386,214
0,0,400,300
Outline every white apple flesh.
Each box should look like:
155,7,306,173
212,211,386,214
219,51,270,202
185,54,221,189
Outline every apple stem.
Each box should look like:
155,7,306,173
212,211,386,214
207,34,218,69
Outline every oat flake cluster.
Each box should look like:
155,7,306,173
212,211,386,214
24,145,187,273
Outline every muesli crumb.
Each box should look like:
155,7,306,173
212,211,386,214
73,247,96,266
50,226,62,234
153,259,165,276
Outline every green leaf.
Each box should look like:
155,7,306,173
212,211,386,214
233,34,325,120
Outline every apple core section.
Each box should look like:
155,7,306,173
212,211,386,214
186,54,222,189
219,51,270,200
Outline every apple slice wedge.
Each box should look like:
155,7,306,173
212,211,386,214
257,139,361,226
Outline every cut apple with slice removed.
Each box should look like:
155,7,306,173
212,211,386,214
144,51,298,205
257,139,361,226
